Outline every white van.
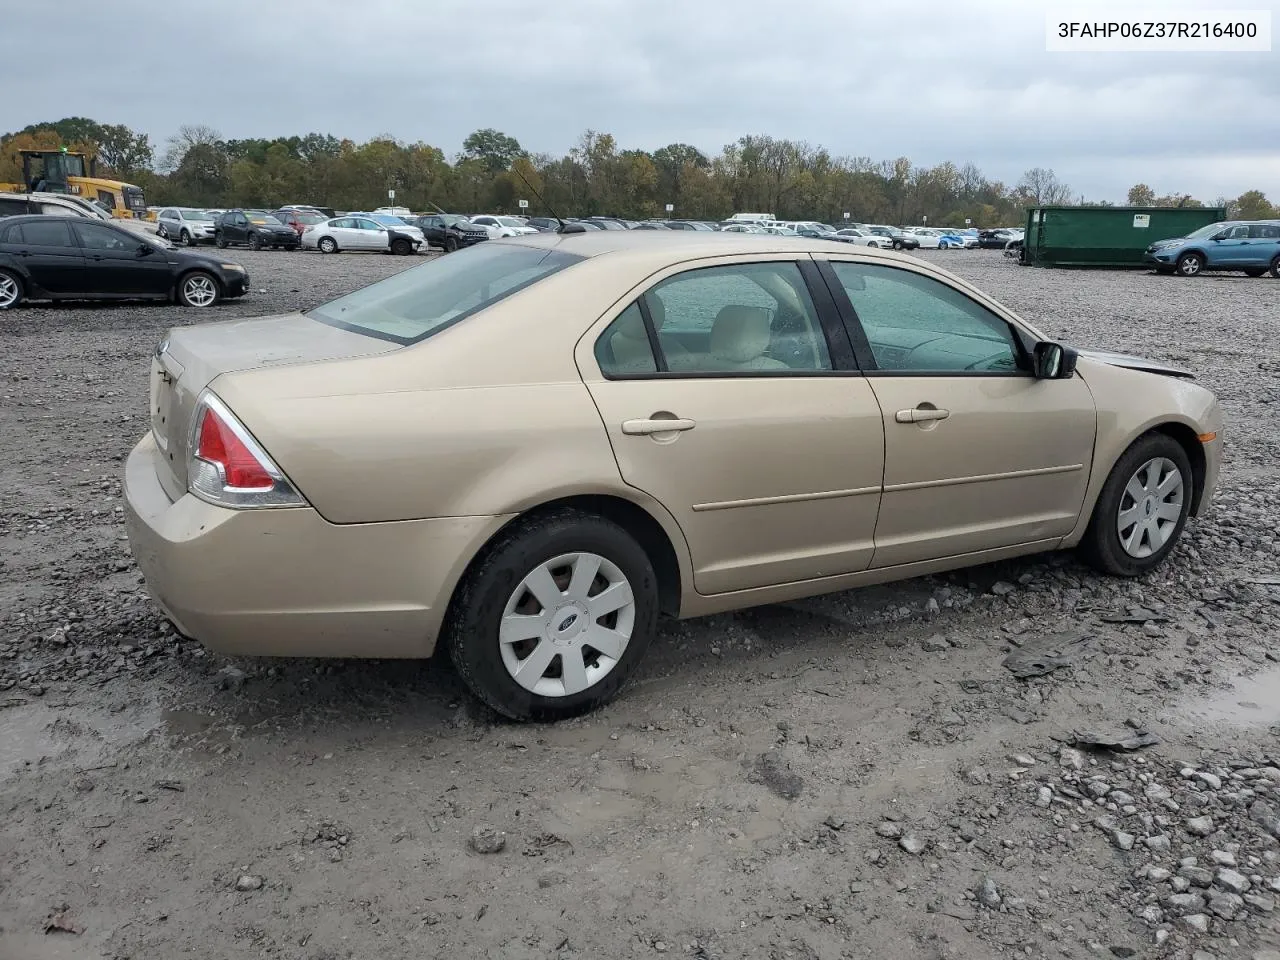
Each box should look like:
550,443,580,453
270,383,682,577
726,212,774,222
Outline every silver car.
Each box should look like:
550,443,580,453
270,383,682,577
157,208,218,246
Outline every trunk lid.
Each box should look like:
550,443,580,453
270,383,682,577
149,312,398,499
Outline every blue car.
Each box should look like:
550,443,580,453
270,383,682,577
1144,220,1280,278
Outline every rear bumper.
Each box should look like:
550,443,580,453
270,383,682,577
123,433,511,658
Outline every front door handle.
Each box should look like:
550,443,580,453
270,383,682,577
895,407,950,424
622,418,696,435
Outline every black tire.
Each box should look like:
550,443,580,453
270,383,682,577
390,237,412,256
180,229,194,247
444,236,458,253
318,236,338,254
0,268,24,310
248,233,261,251
892,240,903,250
1175,252,1204,277
1269,255,1280,279
1079,432,1193,577
445,509,660,722
215,233,228,249
175,270,221,308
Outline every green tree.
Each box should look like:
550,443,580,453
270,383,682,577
462,128,523,173
1127,183,1156,205
1234,190,1275,219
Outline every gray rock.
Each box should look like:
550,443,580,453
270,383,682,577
876,821,903,839
1210,850,1236,867
1185,815,1215,837
234,874,263,892
1179,913,1211,934
1086,780,1112,799
1269,877,1280,893
899,835,927,855
1111,831,1136,851
1193,772,1223,790
1035,786,1053,808
991,581,1015,596
1215,867,1251,894
1060,748,1086,771
1137,904,1164,925
1171,877,1192,893
1208,891,1244,920
1243,893,1275,913
1110,790,1135,805
1012,754,1037,767
1147,867,1172,882
921,636,949,652
217,665,247,689
975,875,1002,908
1144,834,1171,854
1250,800,1280,837
1180,865,1214,887
1253,951,1280,960
468,825,506,854
1165,892,1206,912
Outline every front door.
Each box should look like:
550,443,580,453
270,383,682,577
73,222,171,296
1208,223,1251,267
353,218,387,250
819,257,1096,569
9,219,86,294
580,257,885,595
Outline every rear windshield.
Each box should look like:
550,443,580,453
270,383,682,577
307,244,584,345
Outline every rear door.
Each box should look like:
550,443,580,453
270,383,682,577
578,255,885,595
818,255,1096,568
1247,223,1280,267
74,221,170,295
8,219,86,294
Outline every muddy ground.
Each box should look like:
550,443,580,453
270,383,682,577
1,248,1278,960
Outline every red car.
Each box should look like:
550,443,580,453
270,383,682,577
273,209,328,238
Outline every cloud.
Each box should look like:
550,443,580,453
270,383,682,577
4,0,1276,201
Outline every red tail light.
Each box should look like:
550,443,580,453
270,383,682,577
196,406,273,489
187,392,304,509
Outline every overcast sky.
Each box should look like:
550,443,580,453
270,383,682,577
7,0,1277,202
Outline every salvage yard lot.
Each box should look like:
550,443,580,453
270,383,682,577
1,249,1278,960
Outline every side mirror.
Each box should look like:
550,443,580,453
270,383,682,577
1033,341,1077,380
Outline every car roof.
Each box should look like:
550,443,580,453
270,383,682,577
0,214,124,227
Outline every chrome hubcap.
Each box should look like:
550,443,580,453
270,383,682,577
499,552,635,698
183,276,216,307
1181,257,1201,275
0,274,18,308
1117,457,1184,558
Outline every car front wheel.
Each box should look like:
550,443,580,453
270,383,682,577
215,233,227,249
1080,432,1192,577
446,509,659,721
248,234,261,251
0,269,23,310
176,271,221,308
1176,252,1204,277
1270,254,1280,279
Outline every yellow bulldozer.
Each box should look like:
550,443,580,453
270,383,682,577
0,148,148,219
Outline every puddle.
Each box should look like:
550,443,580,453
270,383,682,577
1172,665,1280,729
0,698,162,776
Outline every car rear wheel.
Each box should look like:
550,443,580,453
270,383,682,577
891,240,903,250
215,233,227,249
179,229,192,246
1269,255,1280,278
176,271,221,308
446,509,659,721
1176,252,1204,277
318,236,338,254
1080,432,1192,577
248,233,261,251
444,236,458,253
0,269,23,310
390,237,412,256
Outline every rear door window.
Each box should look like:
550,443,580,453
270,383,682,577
16,220,76,247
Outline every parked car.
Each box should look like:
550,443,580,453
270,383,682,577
214,210,300,250
0,214,247,310
904,228,942,249
0,191,158,235
274,208,329,239
935,230,971,250
664,221,714,232
582,217,630,231
524,217,561,233
302,215,422,255
156,208,219,246
631,221,672,230
1144,220,1280,278
122,232,1221,721
719,223,768,233
348,213,427,247
832,228,892,248
862,225,920,250
977,229,1018,249
470,215,539,238
408,214,491,251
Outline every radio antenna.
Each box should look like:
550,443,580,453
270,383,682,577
512,163,583,234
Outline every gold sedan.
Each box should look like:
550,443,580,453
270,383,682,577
124,232,1223,720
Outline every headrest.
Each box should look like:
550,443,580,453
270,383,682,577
710,305,772,363
647,293,666,329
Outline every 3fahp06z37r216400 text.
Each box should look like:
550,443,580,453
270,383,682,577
1056,21,1258,38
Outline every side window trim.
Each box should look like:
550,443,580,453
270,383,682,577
818,257,1033,378
634,295,669,373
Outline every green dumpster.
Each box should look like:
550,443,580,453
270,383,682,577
1021,206,1227,267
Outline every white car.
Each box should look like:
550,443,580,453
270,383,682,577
905,228,943,249
469,215,539,238
156,207,218,246
303,215,423,255
833,228,890,248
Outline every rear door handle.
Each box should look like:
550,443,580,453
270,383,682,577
622,418,696,435
895,407,950,423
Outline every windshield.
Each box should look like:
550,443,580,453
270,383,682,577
496,217,525,227
181,209,214,221
1183,222,1227,240
370,214,408,226
247,213,281,224
308,245,584,345
293,213,325,224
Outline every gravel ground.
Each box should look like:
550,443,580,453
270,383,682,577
2,248,1279,960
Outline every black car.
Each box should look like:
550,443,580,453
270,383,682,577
524,217,561,233
0,215,248,310
408,214,490,252
978,229,1017,249
214,210,300,250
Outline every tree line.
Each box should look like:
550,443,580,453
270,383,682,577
3,117,1277,225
